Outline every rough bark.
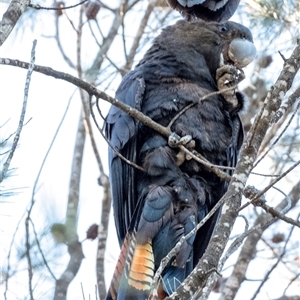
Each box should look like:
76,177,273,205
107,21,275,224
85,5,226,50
0,0,29,46
96,175,111,299
53,115,86,300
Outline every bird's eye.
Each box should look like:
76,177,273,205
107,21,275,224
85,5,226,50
219,25,228,32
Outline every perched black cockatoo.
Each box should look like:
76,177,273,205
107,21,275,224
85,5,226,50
105,20,256,300
167,0,240,22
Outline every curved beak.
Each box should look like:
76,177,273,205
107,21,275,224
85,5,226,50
228,38,257,68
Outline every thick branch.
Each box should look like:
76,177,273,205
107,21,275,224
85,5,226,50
96,175,111,299
0,0,29,46
53,115,85,300
53,240,84,300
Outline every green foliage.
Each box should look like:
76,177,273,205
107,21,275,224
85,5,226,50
244,0,299,50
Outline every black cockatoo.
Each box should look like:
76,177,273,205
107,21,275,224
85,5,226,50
167,0,240,22
105,20,256,300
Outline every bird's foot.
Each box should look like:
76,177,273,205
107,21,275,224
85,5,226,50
216,65,245,108
168,133,195,165
168,133,194,148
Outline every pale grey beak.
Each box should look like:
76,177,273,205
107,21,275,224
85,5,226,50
228,38,257,68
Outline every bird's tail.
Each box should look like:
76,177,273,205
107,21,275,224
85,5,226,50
106,231,156,300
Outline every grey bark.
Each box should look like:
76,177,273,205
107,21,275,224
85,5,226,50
53,115,86,300
0,0,29,46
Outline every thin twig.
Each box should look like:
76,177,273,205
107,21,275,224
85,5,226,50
283,271,300,295
4,211,27,300
80,282,86,300
94,17,105,39
20,40,37,300
150,192,227,295
0,40,36,183
240,159,300,212
25,215,34,300
124,0,159,71
254,99,300,167
64,5,79,33
54,14,75,69
178,145,231,181
120,0,128,62
272,86,300,123
29,219,56,280
249,223,296,300
0,118,32,156
219,215,250,268
246,101,267,148
29,0,89,11
95,285,98,300
91,97,145,172
87,8,122,81
259,202,299,228
126,0,141,11
167,86,237,131
250,172,279,177
242,185,300,228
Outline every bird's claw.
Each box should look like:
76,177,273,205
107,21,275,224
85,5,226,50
217,65,245,86
216,65,245,108
168,133,195,165
168,133,194,148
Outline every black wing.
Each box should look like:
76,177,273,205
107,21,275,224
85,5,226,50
105,74,145,245
167,0,240,22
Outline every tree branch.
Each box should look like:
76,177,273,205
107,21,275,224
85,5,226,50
86,7,122,82
96,174,111,299
0,40,36,182
29,0,89,11
272,86,300,123
220,181,300,300
0,57,233,182
53,115,85,300
123,0,159,72
249,224,296,300
0,0,29,46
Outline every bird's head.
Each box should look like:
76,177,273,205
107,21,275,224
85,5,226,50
217,21,256,68
158,20,256,75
